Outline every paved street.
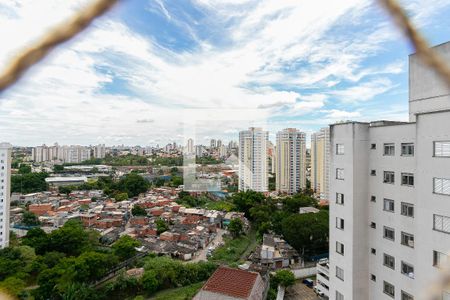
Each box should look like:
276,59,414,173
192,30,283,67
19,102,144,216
285,281,320,300
190,228,226,262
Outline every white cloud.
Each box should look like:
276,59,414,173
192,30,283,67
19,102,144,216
0,0,446,145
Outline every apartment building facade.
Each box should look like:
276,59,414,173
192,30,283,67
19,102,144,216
0,143,11,248
311,127,331,200
239,127,268,192
275,128,307,194
329,41,450,300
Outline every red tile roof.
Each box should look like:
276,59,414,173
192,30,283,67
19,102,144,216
201,266,258,299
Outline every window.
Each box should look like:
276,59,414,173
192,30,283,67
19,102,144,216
336,241,345,255
336,168,344,180
336,217,344,230
336,193,344,205
371,274,376,281
384,226,395,241
433,250,449,268
336,266,344,281
384,143,395,156
371,248,376,255
370,169,376,176
336,291,344,300
371,143,376,149
371,195,376,202
383,171,395,184
370,222,376,229
401,232,414,248
434,214,450,234
434,141,450,157
401,143,414,156
401,291,414,300
383,281,395,298
433,178,450,195
401,173,414,186
401,202,414,217
336,144,344,155
401,261,414,278
383,199,395,212
383,253,395,269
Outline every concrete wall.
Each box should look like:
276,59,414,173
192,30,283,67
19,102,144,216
409,41,450,121
291,266,317,279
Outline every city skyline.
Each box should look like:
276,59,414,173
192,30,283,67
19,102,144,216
1,1,450,146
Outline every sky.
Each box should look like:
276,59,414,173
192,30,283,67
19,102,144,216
0,0,450,147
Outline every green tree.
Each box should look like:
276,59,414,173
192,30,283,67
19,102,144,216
141,270,160,294
54,164,64,173
22,227,49,255
18,164,32,174
272,269,295,287
283,193,316,213
47,220,97,256
131,205,147,216
59,185,73,195
22,211,40,226
281,210,329,258
228,218,244,238
231,190,265,217
11,172,48,193
115,192,129,201
0,276,26,297
112,236,141,260
117,173,149,197
170,176,183,187
155,219,169,235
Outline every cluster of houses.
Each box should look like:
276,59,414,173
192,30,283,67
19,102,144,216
10,187,248,262
124,188,247,260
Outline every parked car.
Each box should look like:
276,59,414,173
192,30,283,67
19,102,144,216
302,278,314,288
313,286,325,296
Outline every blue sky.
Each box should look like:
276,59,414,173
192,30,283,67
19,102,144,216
0,0,450,146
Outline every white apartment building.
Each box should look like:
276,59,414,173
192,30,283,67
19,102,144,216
93,144,106,159
0,143,12,249
311,127,331,200
186,138,194,154
239,127,268,192
275,128,306,194
329,41,450,300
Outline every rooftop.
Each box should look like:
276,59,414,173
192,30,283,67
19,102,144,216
201,266,258,299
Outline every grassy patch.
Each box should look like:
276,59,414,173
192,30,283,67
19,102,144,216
203,201,235,212
208,230,256,265
148,281,204,300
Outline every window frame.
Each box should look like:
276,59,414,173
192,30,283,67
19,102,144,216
383,171,395,184
401,232,414,248
336,217,344,230
336,266,344,281
383,198,395,212
336,193,344,205
383,281,395,298
336,144,344,155
401,173,415,187
383,143,395,156
383,253,395,269
336,241,345,255
433,214,450,234
433,250,449,268
401,143,414,156
383,226,395,241
434,141,450,157
401,202,414,218
401,261,414,278
433,177,450,195
401,290,414,300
